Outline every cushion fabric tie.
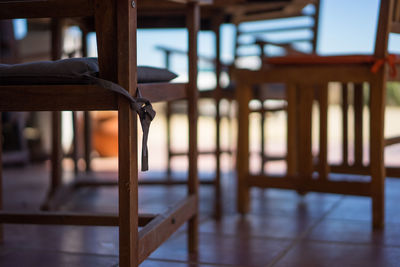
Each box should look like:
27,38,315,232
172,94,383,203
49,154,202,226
87,76,156,171
371,54,399,78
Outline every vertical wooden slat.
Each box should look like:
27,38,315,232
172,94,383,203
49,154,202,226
95,0,118,82
286,83,297,178
50,111,62,197
187,1,199,254
72,111,79,174
166,103,172,177
260,105,266,174
212,13,223,220
393,0,400,21
318,83,329,181
164,52,173,178
84,111,92,172
354,83,364,167
375,0,393,58
341,83,349,165
236,79,251,214
298,84,313,193
49,18,63,201
312,0,320,53
81,29,92,173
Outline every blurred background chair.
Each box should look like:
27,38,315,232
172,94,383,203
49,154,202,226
234,0,399,229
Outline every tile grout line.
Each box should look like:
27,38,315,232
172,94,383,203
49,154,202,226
146,257,246,267
303,237,400,249
266,195,345,267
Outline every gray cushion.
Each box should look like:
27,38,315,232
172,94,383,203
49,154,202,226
0,57,177,85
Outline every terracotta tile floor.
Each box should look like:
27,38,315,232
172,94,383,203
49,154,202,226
0,161,400,267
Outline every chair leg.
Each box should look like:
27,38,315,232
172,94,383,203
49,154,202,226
84,111,92,172
236,81,251,214
118,105,139,267
51,111,62,196
370,77,386,229
187,2,199,253
0,113,3,242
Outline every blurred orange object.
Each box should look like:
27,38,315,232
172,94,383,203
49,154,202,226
92,111,118,157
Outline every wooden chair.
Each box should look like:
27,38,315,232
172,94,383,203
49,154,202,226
0,0,200,266
234,0,399,229
156,0,318,218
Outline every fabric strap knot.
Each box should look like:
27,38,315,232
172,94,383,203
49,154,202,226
86,75,156,171
371,54,399,78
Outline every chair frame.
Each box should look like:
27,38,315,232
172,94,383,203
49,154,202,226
0,0,200,266
234,0,398,229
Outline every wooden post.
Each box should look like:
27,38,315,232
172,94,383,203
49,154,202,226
84,111,92,172
212,13,223,220
297,84,313,193
49,18,63,200
318,83,329,180
164,49,173,177
72,111,79,174
354,83,364,167
286,83,297,178
236,77,251,214
81,29,92,173
260,105,266,174
370,74,386,229
341,83,349,165
96,0,139,265
187,1,199,253
50,111,62,197
369,0,392,229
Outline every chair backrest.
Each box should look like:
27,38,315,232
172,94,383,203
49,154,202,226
374,0,399,58
232,0,319,67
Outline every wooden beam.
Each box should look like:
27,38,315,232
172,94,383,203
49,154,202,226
239,25,313,36
138,195,197,264
0,85,118,111
0,212,119,226
247,175,371,196
74,178,215,187
0,0,94,19
234,66,373,84
138,83,187,102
